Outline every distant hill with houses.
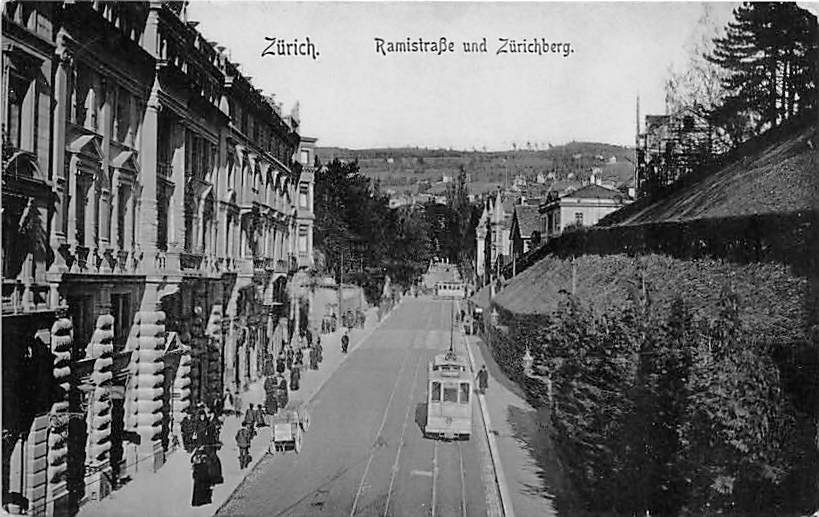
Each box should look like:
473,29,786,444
315,142,635,197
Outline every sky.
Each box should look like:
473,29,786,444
187,1,739,150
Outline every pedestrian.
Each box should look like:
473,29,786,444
222,389,234,416
254,403,267,428
192,410,209,448
243,404,257,438
180,410,195,453
264,376,279,415
278,378,289,409
341,332,349,353
191,448,213,506
306,328,313,347
309,347,318,370
276,355,286,374
295,348,304,367
316,336,323,363
235,422,253,469
285,347,294,371
233,389,243,417
290,365,301,391
477,365,489,394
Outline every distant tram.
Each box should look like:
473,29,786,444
425,350,472,440
435,282,465,299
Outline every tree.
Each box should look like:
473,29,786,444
706,3,818,138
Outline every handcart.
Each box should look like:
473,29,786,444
268,401,310,454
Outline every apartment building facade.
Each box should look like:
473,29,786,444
1,2,312,514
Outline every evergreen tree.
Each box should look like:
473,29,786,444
707,2,818,137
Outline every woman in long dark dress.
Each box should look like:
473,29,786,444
277,378,289,409
191,449,212,506
264,376,279,415
290,366,301,391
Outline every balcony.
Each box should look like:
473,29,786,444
274,259,289,273
2,279,53,315
180,252,204,271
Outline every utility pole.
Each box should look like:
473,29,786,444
338,248,343,319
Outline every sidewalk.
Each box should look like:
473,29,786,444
77,305,386,517
453,305,559,517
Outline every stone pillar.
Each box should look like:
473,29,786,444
171,352,191,442
205,305,223,402
83,315,114,502
128,311,165,474
138,84,160,272
47,318,72,517
49,34,71,280
110,172,120,265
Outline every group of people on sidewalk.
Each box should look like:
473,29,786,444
179,402,225,507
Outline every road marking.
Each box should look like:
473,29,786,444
410,470,433,477
431,440,439,517
382,355,424,516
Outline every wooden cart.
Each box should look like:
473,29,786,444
268,401,310,454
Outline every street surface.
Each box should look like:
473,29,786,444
219,297,500,517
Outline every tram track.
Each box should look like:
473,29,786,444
382,353,425,516
350,302,435,517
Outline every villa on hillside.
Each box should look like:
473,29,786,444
509,205,542,258
539,182,631,239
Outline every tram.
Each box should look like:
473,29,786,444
435,282,466,299
425,349,472,440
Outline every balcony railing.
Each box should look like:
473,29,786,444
2,279,52,314
180,252,204,271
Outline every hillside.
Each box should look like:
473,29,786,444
316,142,635,196
600,119,817,227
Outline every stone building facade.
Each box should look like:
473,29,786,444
1,2,313,515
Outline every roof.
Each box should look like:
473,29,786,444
514,205,541,237
563,183,627,201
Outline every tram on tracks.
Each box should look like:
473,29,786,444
425,349,472,440
434,282,466,299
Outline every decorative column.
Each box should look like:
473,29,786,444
48,33,72,286
128,310,166,474
110,172,120,270
205,305,223,402
189,309,204,406
83,315,114,501
138,84,160,272
171,352,191,445
47,317,73,517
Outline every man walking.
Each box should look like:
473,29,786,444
235,422,253,469
243,403,257,438
341,331,349,354
477,365,489,394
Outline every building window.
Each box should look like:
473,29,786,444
298,225,308,253
300,149,310,165
111,293,131,351
575,212,583,226
299,184,309,209
157,191,169,252
5,73,28,150
115,87,130,144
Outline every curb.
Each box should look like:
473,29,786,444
457,301,515,517
212,302,399,516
